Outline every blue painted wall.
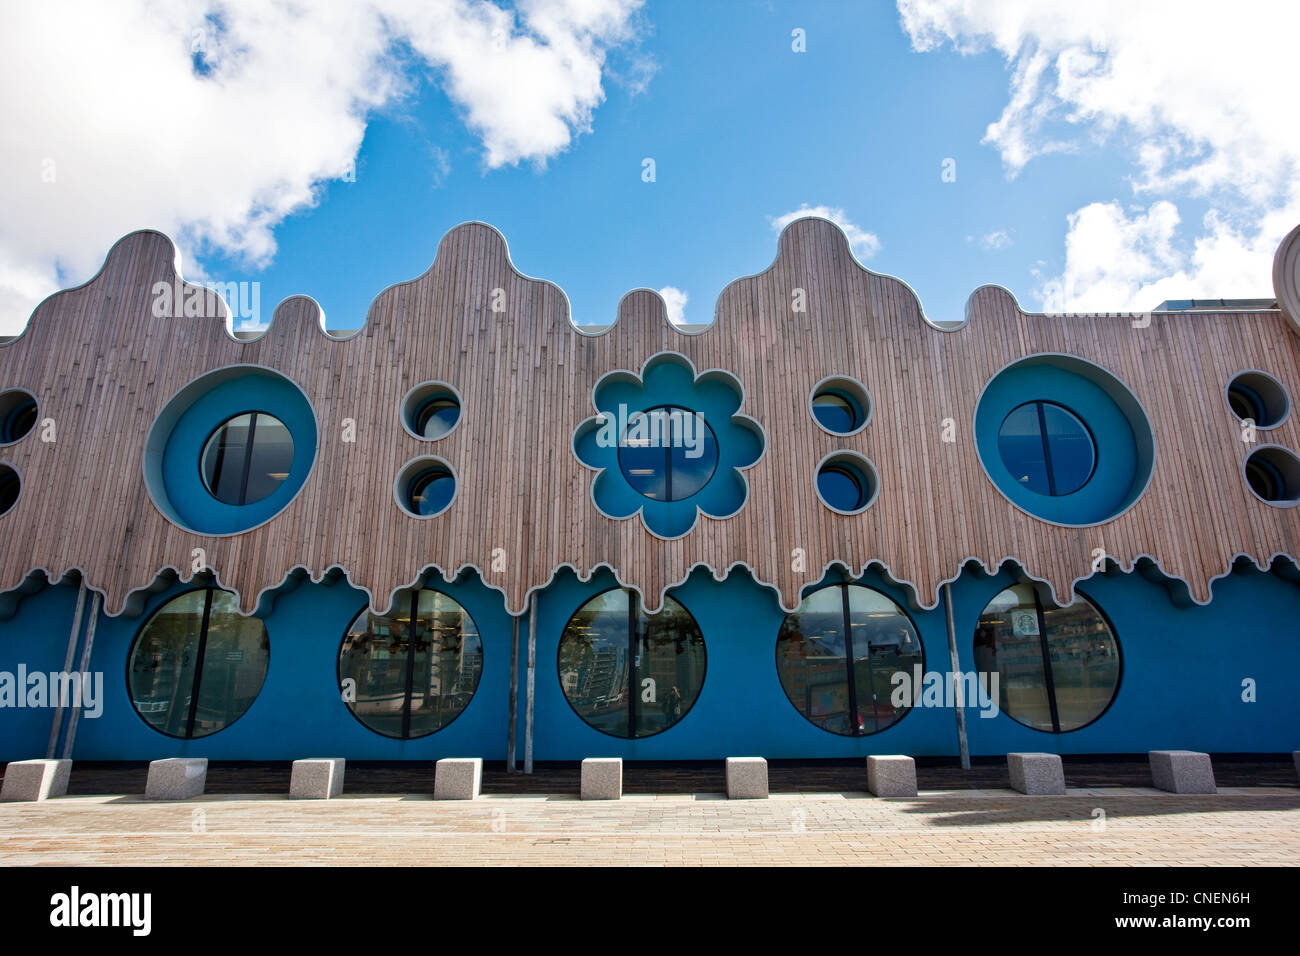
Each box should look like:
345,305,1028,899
2,563,1297,761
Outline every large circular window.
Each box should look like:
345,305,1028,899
617,405,718,501
973,584,1121,733
127,588,270,739
975,355,1155,526
200,412,294,506
144,366,317,535
557,589,706,738
338,589,483,739
776,583,923,736
997,401,1096,496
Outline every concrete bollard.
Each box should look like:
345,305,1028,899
434,758,482,800
725,757,768,799
1,759,72,802
866,755,918,797
145,758,208,800
290,758,346,799
580,758,622,800
1007,752,1066,795
1149,750,1216,794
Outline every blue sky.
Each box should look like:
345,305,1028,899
2,1,1296,333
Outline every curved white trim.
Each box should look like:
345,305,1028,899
140,363,321,538
970,351,1158,529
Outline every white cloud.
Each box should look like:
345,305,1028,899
980,229,1012,251
658,286,688,325
769,204,881,258
0,0,646,333
898,0,1300,309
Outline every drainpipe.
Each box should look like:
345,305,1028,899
46,579,87,758
943,582,971,770
524,592,537,774
61,591,101,760
506,613,520,773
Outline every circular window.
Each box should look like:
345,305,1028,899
975,355,1155,526
997,401,1096,496
974,583,1120,733
0,464,19,516
617,405,718,501
200,411,295,506
776,583,923,737
1226,370,1290,429
809,376,871,435
144,366,317,535
0,390,38,445
815,452,879,514
558,588,706,739
401,381,461,440
338,589,483,739
394,456,456,518
127,588,270,739
1243,445,1300,507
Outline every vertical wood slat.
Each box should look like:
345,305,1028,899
0,220,1296,620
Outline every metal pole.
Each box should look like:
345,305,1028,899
61,591,101,760
943,582,970,770
524,591,537,774
506,613,520,772
46,579,87,758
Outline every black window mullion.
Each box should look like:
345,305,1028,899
401,591,418,739
185,589,215,739
1036,402,1059,497
839,584,861,736
1033,592,1062,733
663,413,673,502
237,412,259,506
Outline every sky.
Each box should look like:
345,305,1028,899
2,0,1298,335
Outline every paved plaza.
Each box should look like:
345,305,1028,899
2,787,1297,865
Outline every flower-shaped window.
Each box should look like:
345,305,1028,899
574,353,763,538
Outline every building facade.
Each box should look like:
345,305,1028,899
2,218,1299,764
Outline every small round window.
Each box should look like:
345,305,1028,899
398,461,455,517
1244,445,1300,507
127,588,270,739
1227,371,1290,429
0,390,38,445
558,589,706,739
776,583,923,736
974,584,1120,733
338,589,483,739
815,452,878,514
401,381,462,440
809,377,871,435
617,405,718,501
200,411,295,506
0,465,20,516
997,401,1095,496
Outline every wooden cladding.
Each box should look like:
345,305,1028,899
0,219,1297,617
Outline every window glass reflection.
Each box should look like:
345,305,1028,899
974,584,1120,732
776,584,923,736
338,588,483,738
127,588,269,739
996,401,1094,497
558,589,706,738
617,405,718,501
201,411,294,506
